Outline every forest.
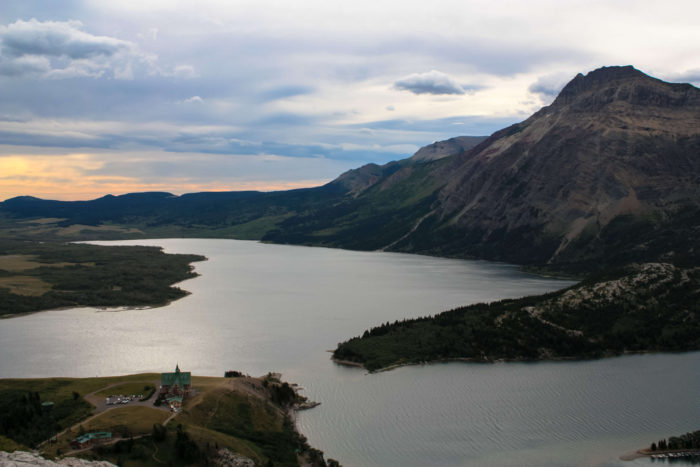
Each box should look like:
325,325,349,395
0,240,205,317
334,263,700,371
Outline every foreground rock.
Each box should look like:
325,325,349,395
214,448,255,467
0,451,116,467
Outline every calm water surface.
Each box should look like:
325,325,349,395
0,239,697,466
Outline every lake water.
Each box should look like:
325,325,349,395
0,238,697,466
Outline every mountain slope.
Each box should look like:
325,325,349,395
0,136,475,242
2,66,698,273
268,66,700,272
423,66,700,267
409,135,487,162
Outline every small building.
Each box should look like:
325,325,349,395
160,364,191,398
166,395,183,411
70,431,112,450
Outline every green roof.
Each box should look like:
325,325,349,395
74,432,112,444
161,364,191,388
166,395,183,403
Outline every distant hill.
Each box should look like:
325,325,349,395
409,135,487,162
2,66,699,273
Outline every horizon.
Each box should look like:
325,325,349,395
2,1,700,201
0,178,334,202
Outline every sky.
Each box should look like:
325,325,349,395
1,1,699,200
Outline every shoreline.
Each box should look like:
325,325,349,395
0,294,188,320
331,350,694,373
0,371,327,465
620,448,700,461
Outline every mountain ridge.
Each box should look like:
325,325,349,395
2,65,699,273
372,65,700,268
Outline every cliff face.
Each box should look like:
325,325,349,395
388,66,700,268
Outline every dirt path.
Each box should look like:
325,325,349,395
381,210,435,251
151,439,166,464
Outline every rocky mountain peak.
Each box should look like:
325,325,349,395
550,65,700,110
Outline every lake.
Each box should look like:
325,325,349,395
0,238,697,466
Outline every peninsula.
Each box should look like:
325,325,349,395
0,239,205,318
0,369,337,466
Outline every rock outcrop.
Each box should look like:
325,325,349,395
0,451,117,467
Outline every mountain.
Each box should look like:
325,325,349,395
327,66,700,369
2,66,699,273
265,66,700,272
0,136,482,239
409,136,487,162
426,66,700,268
323,135,486,196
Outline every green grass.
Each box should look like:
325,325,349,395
179,385,302,466
94,382,156,399
1,372,324,466
0,373,161,403
0,434,28,452
225,213,293,239
83,407,170,435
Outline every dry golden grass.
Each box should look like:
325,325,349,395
180,385,283,434
82,406,170,435
55,225,143,236
0,373,162,402
0,254,42,272
0,276,52,296
184,424,264,464
18,218,67,225
191,375,227,389
94,381,157,398
0,254,93,273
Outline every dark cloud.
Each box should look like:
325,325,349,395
394,70,466,95
0,129,117,149
354,116,514,137
0,19,148,78
1,19,128,59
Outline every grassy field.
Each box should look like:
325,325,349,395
0,254,53,271
0,435,28,452
1,372,332,466
83,406,170,435
0,275,52,296
0,373,161,406
94,382,156,399
0,217,144,241
41,406,171,458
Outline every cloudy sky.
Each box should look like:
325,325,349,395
1,0,699,200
